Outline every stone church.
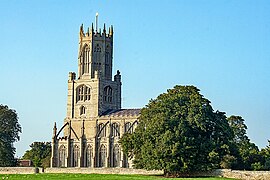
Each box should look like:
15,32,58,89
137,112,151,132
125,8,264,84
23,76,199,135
50,20,140,168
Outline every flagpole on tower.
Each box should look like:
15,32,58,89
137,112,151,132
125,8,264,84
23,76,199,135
95,12,98,32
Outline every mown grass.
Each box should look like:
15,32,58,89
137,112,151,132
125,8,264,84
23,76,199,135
0,173,238,180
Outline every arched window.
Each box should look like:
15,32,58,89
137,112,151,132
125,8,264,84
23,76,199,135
99,144,107,167
93,44,102,71
84,145,93,167
125,122,133,133
77,85,91,102
112,123,120,137
59,145,66,167
105,45,111,78
112,144,120,167
98,123,106,138
103,86,112,103
72,145,80,167
80,106,86,115
81,44,90,75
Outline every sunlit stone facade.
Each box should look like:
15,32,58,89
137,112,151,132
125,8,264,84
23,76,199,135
50,21,140,168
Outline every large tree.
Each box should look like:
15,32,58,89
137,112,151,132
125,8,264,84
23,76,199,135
22,142,51,168
0,104,21,166
121,85,233,176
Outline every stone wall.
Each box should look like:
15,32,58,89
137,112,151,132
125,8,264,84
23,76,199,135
0,167,42,174
45,167,163,175
213,169,270,180
188,169,270,180
2,167,270,179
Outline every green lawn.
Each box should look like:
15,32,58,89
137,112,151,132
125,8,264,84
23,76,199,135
0,174,238,180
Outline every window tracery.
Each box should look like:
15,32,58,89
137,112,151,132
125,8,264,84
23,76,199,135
98,123,106,138
81,44,90,75
125,122,133,133
112,123,120,137
76,85,91,102
99,144,106,167
85,145,93,167
103,86,112,103
59,145,66,167
72,145,80,167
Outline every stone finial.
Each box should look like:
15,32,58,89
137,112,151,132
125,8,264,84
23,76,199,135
53,122,57,137
80,24,84,37
103,23,106,33
91,23,94,32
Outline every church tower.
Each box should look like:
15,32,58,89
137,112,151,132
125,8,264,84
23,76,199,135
66,22,121,119
51,17,140,168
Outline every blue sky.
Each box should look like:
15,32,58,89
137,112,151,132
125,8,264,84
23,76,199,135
0,0,269,157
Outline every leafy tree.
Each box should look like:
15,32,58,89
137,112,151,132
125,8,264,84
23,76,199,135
22,142,51,168
0,104,21,166
227,115,262,170
121,85,233,176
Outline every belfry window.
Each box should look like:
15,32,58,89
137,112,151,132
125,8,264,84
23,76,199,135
76,85,91,102
112,123,120,137
81,44,90,75
103,86,112,103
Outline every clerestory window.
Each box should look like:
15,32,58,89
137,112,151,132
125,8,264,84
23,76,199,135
98,123,106,138
125,122,133,133
111,123,120,137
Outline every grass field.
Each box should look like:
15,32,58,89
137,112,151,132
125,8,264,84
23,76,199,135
0,174,237,180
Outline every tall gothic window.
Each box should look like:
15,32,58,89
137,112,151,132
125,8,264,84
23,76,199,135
72,145,80,167
99,144,106,167
98,123,106,138
59,145,66,167
80,106,86,115
111,123,120,137
105,45,110,78
81,44,90,75
93,44,102,71
103,86,112,103
112,144,120,167
84,145,93,167
125,122,133,133
77,85,91,102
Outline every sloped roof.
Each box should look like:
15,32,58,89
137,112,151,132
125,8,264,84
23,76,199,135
100,109,141,117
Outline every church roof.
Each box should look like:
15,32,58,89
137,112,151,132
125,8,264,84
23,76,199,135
100,109,141,117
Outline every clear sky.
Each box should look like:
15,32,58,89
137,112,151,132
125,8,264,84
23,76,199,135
0,0,269,157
